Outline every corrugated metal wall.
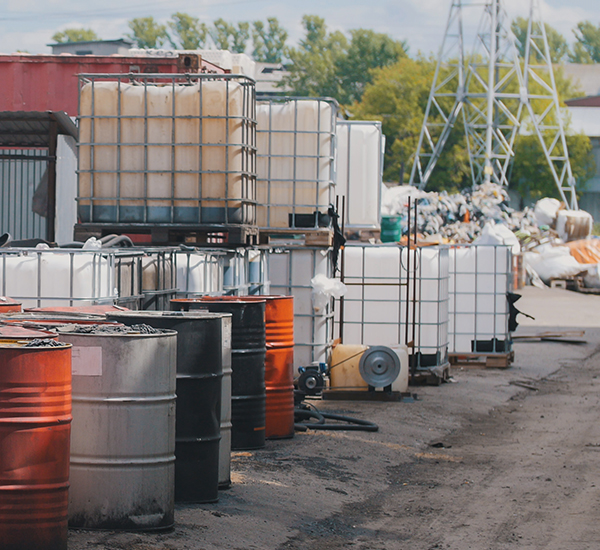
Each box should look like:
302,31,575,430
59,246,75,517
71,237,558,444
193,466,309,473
0,149,48,240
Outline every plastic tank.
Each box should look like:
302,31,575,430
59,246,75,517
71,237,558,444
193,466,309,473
176,249,224,296
79,76,255,225
256,98,336,228
267,247,332,369
0,249,116,309
106,311,228,504
336,121,383,229
448,245,511,354
0,341,72,550
59,326,177,530
340,244,449,378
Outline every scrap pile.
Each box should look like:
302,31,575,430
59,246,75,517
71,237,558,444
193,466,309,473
382,183,600,290
381,182,539,243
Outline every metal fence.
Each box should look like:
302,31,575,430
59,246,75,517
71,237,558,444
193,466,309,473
0,149,47,240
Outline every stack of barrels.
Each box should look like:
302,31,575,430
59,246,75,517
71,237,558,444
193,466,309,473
0,293,294,545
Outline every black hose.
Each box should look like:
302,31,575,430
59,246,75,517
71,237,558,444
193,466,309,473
101,235,135,248
294,403,379,432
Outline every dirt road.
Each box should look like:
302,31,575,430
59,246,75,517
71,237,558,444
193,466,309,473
68,288,600,549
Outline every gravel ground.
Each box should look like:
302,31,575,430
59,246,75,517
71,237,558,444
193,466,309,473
68,286,600,549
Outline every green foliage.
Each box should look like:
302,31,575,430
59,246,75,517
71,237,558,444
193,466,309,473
168,12,208,50
52,28,99,43
511,17,569,63
210,19,250,53
252,18,288,63
282,16,406,104
511,133,595,201
127,17,169,49
281,15,347,98
569,20,600,63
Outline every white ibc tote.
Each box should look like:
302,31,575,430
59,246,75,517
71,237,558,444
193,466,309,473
335,120,383,230
267,246,333,369
0,248,116,308
338,244,449,379
78,74,256,225
256,97,337,229
448,244,512,354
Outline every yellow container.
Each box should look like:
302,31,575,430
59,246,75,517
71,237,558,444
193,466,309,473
328,344,369,390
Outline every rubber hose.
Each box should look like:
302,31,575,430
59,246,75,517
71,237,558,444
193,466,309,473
101,235,135,248
294,407,379,432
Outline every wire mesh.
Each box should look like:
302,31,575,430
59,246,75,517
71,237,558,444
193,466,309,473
77,73,256,226
255,96,337,229
337,244,450,377
448,244,512,354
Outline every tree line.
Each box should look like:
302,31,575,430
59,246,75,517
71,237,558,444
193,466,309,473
52,14,599,199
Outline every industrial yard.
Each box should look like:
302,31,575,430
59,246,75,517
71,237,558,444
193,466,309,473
62,286,600,550
2,0,600,549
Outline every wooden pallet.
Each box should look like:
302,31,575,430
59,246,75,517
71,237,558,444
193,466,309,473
345,228,381,243
449,350,514,369
74,223,259,246
259,227,334,246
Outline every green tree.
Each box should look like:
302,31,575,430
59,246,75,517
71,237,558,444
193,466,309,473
569,20,600,63
511,17,569,63
52,28,99,43
511,133,595,201
168,12,208,50
210,19,250,53
252,18,288,63
336,29,407,104
281,15,348,99
127,17,169,49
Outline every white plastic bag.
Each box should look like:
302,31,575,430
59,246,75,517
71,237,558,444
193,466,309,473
311,274,347,316
533,198,561,227
524,243,586,284
473,221,521,254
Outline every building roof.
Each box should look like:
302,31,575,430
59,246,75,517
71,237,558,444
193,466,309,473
565,96,600,108
47,38,134,48
0,111,78,147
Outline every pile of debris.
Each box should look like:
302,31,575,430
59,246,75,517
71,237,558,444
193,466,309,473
381,182,539,243
382,183,600,290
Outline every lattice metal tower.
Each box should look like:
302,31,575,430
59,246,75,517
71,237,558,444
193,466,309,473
409,0,578,209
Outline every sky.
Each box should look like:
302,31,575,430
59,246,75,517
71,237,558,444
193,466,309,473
0,0,597,56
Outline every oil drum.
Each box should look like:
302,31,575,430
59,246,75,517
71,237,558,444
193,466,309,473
107,311,228,503
0,296,22,313
0,341,72,550
173,298,266,451
58,325,177,530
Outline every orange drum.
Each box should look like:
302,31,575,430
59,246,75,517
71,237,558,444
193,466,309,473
0,341,72,550
177,296,295,440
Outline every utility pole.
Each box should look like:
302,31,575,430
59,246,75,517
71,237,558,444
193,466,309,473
409,0,578,209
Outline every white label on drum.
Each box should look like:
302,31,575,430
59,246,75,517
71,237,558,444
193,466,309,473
72,346,103,376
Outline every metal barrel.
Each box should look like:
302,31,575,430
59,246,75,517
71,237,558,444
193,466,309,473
186,296,295,439
107,311,228,503
25,305,129,315
0,297,22,313
173,298,266,451
58,327,177,531
0,325,58,340
219,315,233,488
0,341,72,550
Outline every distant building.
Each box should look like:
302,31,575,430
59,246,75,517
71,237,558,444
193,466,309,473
561,63,600,97
48,39,134,56
565,95,600,220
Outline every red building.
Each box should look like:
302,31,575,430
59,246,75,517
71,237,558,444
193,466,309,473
0,53,226,116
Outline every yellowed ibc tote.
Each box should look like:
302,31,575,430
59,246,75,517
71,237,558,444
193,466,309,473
79,79,247,224
255,99,335,228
